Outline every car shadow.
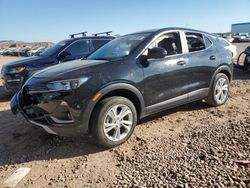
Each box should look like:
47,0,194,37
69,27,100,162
233,67,250,80
0,109,107,167
0,100,212,167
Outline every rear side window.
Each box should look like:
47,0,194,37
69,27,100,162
204,35,213,48
92,40,110,50
64,40,90,56
185,32,206,52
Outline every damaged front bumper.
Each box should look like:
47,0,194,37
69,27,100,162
11,94,58,135
10,86,89,136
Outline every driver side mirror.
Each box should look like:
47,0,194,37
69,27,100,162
139,47,167,67
147,47,168,59
58,51,72,59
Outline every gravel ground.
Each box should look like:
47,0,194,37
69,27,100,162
0,43,250,187
111,117,250,188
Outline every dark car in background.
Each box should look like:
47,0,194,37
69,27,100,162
1,32,114,93
11,28,233,147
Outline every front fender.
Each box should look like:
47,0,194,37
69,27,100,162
78,82,145,133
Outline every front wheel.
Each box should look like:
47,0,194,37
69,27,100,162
90,96,137,148
205,73,230,106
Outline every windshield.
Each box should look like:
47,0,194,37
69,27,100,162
87,33,149,60
41,40,69,56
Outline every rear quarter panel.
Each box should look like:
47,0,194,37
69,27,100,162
213,36,233,77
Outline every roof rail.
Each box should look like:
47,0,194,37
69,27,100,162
92,31,112,36
70,32,87,38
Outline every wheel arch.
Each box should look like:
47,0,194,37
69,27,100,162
218,68,232,82
210,65,232,89
81,83,146,132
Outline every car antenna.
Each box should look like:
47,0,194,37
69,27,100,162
92,31,112,36
70,32,88,38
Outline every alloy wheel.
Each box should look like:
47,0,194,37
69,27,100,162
214,77,229,104
103,104,133,142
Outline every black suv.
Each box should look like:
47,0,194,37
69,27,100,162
1,32,114,93
11,28,233,147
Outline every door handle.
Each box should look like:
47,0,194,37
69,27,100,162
210,56,216,60
176,61,186,66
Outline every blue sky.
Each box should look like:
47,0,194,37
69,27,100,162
0,0,250,42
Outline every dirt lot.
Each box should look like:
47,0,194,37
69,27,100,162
0,43,249,187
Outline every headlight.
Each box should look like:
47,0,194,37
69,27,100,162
8,66,26,74
46,77,89,92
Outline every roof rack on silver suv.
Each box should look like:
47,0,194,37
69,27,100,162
92,31,112,36
70,32,88,38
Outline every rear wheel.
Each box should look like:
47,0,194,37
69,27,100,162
205,73,230,106
90,96,137,148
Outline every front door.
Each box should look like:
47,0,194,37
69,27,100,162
143,31,191,113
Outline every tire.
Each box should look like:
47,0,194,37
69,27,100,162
205,73,230,106
90,96,137,148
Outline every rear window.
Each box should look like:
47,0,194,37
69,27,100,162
92,40,110,50
64,40,90,55
186,32,206,52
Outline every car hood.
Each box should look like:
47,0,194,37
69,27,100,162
5,56,50,67
32,59,108,80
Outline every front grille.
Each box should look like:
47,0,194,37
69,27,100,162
26,84,48,92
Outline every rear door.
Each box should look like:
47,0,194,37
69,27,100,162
184,32,219,100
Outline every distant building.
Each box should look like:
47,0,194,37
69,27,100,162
231,22,250,34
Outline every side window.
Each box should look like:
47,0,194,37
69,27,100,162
64,40,89,56
92,40,110,50
185,32,206,52
204,35,213,48
145,32,183,56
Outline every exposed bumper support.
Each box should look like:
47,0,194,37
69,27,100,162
29,120,58,135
